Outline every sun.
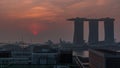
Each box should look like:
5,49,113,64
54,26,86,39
33,30,38,36
28,23,47,36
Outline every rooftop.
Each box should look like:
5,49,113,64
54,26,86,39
90,48,120,57
33,45,57,53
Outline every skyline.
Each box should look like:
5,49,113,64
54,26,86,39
0,0,120,43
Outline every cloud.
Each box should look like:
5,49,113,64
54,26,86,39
67,0,111,9
0,0,65,21
0,0,120,42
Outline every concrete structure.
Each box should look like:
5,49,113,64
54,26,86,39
104,18,115,43
68,17,115,45
89,49,120,68
0,44,80,68
88,20,99,44
31,45,58,64
68,17,85,45
11,52,31,58
0,58,29,64
0,51,30,64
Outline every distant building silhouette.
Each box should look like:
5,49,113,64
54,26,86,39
68,17,85,45
88,19,99,44
104,18,115,43
68,17,115,45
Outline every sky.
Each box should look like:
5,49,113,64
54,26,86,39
0,0,120,43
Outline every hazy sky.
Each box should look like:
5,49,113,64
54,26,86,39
0,0,120,43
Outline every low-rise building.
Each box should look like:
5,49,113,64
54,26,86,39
0,51,30,64
32,45,58,64
89,49,120,68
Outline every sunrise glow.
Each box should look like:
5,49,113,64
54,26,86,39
0,0,119,42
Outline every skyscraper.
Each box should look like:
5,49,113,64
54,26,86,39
68,17,85,45
88,19,99,44
104,18,115,43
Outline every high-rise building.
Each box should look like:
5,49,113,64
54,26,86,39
104,18,115,43
88,20,99,44
68,17,85,45
68,17,115,45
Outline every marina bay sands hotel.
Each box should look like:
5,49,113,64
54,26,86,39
68,17,115,45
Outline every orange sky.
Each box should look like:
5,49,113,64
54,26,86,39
0,0,120,43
